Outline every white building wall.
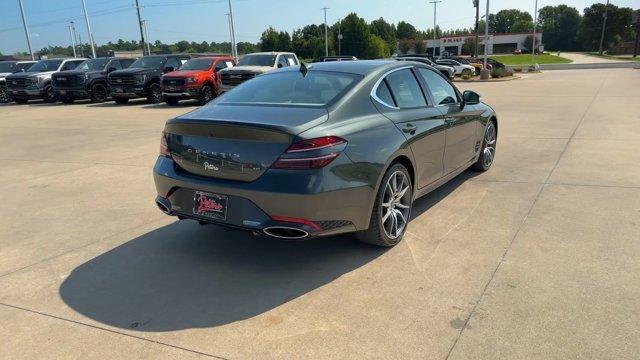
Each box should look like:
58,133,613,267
423,32,543,55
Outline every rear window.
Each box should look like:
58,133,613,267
218,70,361,107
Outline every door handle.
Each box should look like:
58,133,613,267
402,124,417,135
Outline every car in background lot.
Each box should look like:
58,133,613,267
52,57,135,103
5,58,85,103
153,60,497,247
0,60,36,103
108,54,191,104
470,57,505,69
161,56,236,106
218,52,299,92
312,56,358,62
435,58,475,77
393,56,455,79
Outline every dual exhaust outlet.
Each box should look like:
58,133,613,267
155,197,309,240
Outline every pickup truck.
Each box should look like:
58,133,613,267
161,55,236,106
52,57,135,103
5,58,86,103
218,52,299,93
0,60,36,103
107,54,191,104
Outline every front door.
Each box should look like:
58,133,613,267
416,67,478,174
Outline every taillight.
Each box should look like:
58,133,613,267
272,136,346,170
160,132,171,157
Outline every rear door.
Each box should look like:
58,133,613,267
416,67,478,174
372,67,446,188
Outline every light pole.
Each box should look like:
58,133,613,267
135,0,147,55
531,0,538,64
483,0,490,70
338,19,343,56
225,13,234,55
429,1,442,57
81,0,96,58
598,0,610,55
68,22,77,57
142,20,151,55
322,7,330,57
17,0,34,60
228,0,237,58
473,0,479,57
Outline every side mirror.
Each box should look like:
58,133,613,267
164,66,174,73
462,90,480,105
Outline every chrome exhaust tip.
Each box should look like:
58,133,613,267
155,196,172,215
263,226,309,240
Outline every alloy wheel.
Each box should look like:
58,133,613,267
381,171,411,239
0,87,8,103
482,122,496,168
202,86,213,103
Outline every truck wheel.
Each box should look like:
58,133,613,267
0,86,9,103
43,85,58,103
146,83,162,103
113,97,129,104
199,85,214,105
14,98,29,104
165,97,179,106
90,83,108,103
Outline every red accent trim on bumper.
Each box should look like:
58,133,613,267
270,215,322,232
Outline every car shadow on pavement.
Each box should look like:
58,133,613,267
142,100,201,109
86,99,150,107
59,170,478,332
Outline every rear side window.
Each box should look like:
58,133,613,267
385,69,427,108
375,81,395,107
417,68,458,105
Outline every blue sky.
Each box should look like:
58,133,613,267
1,0,637,54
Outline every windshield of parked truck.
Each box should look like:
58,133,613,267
179,58,213,71
27,60,63,72
0,62,16,73
218,70,361,107
15,63,34,72
129,56,166,69
237,54,276,67
75,58,109,71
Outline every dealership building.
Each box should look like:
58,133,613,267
423,32,543,56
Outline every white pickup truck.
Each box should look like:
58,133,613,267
218,52,299,93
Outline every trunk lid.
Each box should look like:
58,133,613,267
165,104,328,182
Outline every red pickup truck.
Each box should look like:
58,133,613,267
161,56,236,105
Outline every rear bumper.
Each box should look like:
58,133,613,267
153,155,375,237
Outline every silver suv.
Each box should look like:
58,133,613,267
5,58,85,103
218,52,299,93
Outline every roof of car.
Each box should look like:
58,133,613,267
246,52,296,55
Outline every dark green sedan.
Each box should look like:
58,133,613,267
153,60,497,247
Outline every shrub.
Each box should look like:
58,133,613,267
504,67,514,76
462,72,472,80
491,67,506,78
513,67,523,73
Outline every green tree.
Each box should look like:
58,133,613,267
397,21,417,39
538,5,581,51
414,39,426,54
340,13,371,58
260,26,281,51
490,9,533,33
370,17,397,53
398,39,413,54
461,37,478,55
580,3,634,51
364,34,389,59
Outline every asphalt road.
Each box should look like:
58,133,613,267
1,68,639,359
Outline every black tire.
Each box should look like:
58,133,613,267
43,85,58,103
472,120,497,171
199,85,215,105
165,97,179,106
356,163,413,247
14,98,29,104
60,95,74,104
90,83,108,103
0,86,9,103
113,97,129,104
146,83,162,103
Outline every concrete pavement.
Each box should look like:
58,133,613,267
0,69,639,359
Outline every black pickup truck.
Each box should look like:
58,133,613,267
107,54,191,104
52,57,135,103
